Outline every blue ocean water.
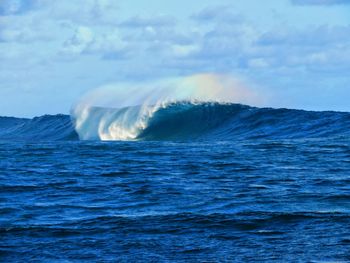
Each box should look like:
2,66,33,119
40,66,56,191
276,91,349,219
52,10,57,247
1,103,350,262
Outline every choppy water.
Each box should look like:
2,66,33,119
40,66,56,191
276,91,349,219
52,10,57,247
1,103,350,262
1,139,350,262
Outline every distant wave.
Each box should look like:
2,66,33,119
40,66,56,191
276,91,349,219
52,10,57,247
1,102,350,141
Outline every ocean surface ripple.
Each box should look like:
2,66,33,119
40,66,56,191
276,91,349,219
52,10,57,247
1,103,350,261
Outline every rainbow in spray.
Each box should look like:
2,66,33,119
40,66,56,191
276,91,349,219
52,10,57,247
71,74,263,141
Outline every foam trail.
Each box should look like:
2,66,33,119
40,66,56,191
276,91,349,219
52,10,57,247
71,73,263,141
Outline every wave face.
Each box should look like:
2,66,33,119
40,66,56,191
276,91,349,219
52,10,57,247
0,115,78,141
1,102,349,141
72,101,350,141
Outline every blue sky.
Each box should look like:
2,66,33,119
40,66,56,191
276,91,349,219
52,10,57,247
1,0,350,117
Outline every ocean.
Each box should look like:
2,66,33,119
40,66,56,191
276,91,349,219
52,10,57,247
1,102,350,262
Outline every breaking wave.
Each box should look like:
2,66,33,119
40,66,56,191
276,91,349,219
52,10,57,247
71,101,350,141
1,102,350,141
1,74,349,142
71,73,266,140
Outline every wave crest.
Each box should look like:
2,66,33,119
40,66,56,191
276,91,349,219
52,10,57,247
71,74,264,141
1,102,349,141
71,101,350,141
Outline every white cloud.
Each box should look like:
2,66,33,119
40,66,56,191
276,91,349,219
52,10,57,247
120,15,176,28
1,1,350,116
0,0,38,16
247,58,270,68
0,28,22,42
191,5,242,23
43,0,119,25
171,44,199,57
62,26,94,55
60,26,128,59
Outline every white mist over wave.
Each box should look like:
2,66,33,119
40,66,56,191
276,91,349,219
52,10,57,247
71,73,264,141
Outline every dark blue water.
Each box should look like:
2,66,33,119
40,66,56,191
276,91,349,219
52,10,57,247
1,103,350,262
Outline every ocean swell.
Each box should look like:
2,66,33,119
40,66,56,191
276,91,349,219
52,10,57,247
71,101,350,141
0,114,78,141
1,102,349,141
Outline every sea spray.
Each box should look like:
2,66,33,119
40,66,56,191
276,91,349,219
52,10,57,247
71,74,263,140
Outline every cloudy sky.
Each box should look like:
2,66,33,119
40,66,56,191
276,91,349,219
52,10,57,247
1,0,350,117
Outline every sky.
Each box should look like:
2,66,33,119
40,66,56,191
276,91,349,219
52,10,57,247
0,0,350,117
